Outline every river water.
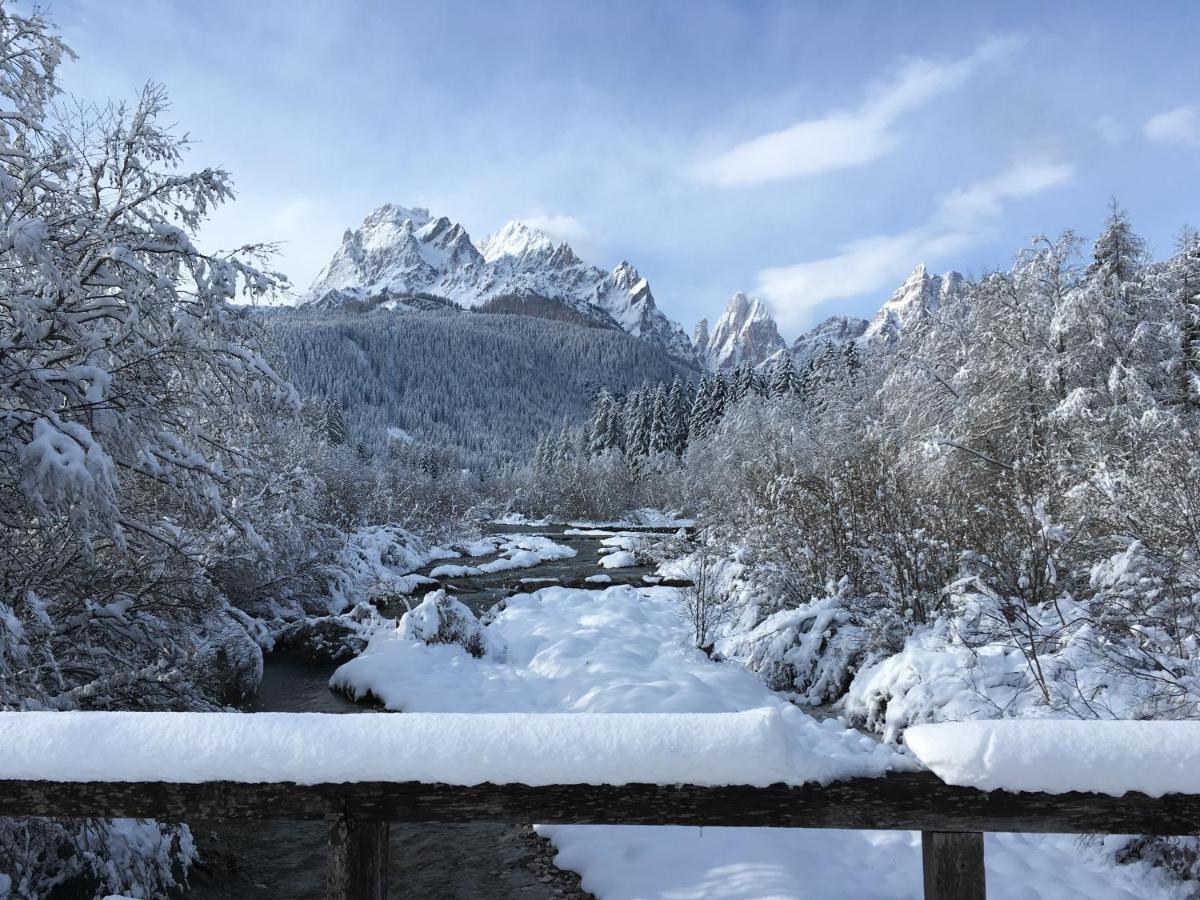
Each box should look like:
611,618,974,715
184,526,668,899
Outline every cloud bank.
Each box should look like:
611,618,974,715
692,36,1022,188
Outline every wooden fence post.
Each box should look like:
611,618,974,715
328,813,389,900
922,830,985,900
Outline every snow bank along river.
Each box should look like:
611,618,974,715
187,525,1183,899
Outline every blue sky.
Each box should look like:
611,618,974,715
48,0,1200,338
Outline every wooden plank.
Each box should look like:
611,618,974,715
328,814,388,900
922,831,985,900
1,773,1199,835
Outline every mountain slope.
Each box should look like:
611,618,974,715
303,205,695,363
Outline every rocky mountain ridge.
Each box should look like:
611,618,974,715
692,264,965,372
302,205,695,363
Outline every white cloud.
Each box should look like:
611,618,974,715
938,159,1075,223
692,35,1022,188
1144,106,1200,148
756,156,1074,334
520,212,591,246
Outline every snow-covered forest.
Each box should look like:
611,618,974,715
262,306,693,466
2,1,1200,898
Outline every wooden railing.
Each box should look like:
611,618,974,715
3,772,1199,899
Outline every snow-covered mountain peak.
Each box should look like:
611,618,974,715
610,261,648,296
479,220,556,263
362,203,432,230
695,291,786,371
864,264,964,345
302,204,697,364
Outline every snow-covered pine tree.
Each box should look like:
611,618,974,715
667,376,691,455
710,373,729,422
320,398,349,445
736,360,762,400
624,385,652,458
689,376,716,440
768,353,801,398
588,388,615,455
727,362,748,403
555,425,577,470
1173,228,1200,410
647,383,671,456
842,342,861,375
1054,203,1151,400
532,432,553,474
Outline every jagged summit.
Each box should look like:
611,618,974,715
693,292,786,372
303,205,695,364
479,220,556,263
864,264,964,345
365,203,433,228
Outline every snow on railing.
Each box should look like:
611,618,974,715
2,713,1200,900
906,719,1200,797
0,709,802,786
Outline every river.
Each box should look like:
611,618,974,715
184,525,671,899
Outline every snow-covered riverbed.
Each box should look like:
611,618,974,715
328,534,1185,900
191,526,1184,899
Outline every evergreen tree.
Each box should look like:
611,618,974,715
1090,200,1148,286
728,362,748,403
532,433,553,474
667,376,691,455
739,361,763,399
624,386,651,458
588,388,618,455
768,353,801,398
1054,202,1154,413
648,384,671,456
554,425,575,470
1174,228,1200,409
319,399,349,445
710,373,728,422
689,377,715,440
843,342,861,375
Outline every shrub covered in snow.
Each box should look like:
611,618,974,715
396,591,499,660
